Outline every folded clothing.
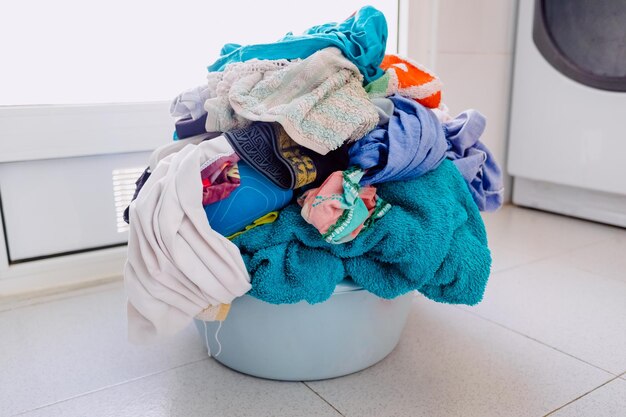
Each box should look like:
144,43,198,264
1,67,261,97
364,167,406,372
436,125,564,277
348,95,447,185
298,168,391,244
205,47,378,155
206,5,388,83
204,162,293,237
443,110,504,211
224,122,350,190
125,140,251,343
365,54,443,108
232,160,491,306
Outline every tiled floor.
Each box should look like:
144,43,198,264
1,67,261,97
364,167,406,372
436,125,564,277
2,205,625,417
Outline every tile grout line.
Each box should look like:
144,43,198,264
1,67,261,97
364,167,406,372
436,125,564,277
535,234,626,288
454,306,619,376
302,382,346,417
566,267,626,288
541,374,624,417
11,357,211,417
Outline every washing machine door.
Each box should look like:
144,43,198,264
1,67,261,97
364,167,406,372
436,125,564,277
533,0,626,92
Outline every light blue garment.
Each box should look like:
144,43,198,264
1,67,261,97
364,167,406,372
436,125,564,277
348,95,447,185
206,6,387,83
204,162,293,237
443,110,503,212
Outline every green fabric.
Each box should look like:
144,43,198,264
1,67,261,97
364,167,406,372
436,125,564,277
320,167,390,244
232,160,492,305
364,71,391,98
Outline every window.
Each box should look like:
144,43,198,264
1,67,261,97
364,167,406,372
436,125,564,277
1,0,399,162
2,0,398,106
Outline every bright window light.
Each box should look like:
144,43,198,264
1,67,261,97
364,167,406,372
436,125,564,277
1,0,398,106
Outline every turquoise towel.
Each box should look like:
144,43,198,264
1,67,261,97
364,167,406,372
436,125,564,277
232,160,491,305
207,6,387,83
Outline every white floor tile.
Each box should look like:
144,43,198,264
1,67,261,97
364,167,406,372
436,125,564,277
481,206,621,272
4,206,626,417
306,299,611,417
553,232,626,284
0,283,207,417
463,258,626,374
15,360,340,417
549,378,626,417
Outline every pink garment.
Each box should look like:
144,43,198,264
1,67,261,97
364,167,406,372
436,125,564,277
297,168,389,244
201,154,241,205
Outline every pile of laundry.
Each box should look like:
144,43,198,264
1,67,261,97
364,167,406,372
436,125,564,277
124,6,503,343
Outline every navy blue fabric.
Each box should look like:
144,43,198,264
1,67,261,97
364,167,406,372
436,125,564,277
225,122,349,190
123,167,151,224
174,114,208,139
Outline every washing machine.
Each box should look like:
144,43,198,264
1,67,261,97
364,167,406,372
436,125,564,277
508,0,626,226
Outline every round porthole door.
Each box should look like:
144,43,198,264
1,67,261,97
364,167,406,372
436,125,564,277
533,0,626,92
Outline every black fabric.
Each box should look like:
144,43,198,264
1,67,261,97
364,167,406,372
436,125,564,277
123,167,151,224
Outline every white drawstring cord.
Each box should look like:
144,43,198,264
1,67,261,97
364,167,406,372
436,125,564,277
214,321,223,357
202,320,212,357
202,320,224,358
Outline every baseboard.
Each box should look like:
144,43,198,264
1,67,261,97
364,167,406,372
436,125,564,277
0,246,126,299
513,177,626,227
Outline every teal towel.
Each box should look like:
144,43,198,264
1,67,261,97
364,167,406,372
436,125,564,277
207,6,387,83
232,160,491,305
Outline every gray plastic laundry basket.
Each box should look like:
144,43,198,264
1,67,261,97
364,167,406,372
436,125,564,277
194,280,413,381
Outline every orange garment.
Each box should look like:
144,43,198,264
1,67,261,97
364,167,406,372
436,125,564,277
380,54,442,108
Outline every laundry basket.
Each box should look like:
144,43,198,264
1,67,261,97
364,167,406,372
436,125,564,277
194,280,413,381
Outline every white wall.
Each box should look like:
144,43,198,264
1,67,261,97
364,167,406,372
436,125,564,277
407,0,518,202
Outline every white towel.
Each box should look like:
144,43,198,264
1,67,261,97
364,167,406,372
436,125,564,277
125,138,251,343
202,48,378,155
